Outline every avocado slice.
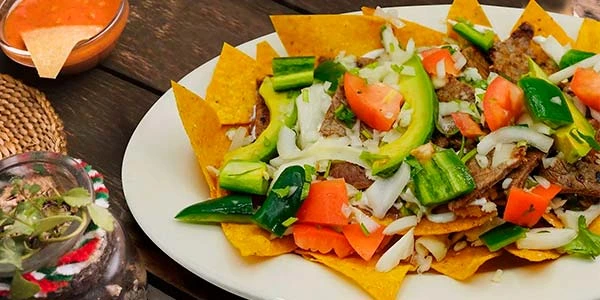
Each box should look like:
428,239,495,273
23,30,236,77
219,160,270,195
223,77,297,163
367,55,437,177
527,58,594,163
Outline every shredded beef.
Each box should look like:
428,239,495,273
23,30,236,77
329,162,374,190
431,132,476,152
506,150,545,189
448,147,526,216
461,46,490,79
320,85,348,137
436,76,475,102
251,94,270,137
540,158,600,197
490,22,558,83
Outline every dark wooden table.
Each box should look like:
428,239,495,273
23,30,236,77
0,0,577,299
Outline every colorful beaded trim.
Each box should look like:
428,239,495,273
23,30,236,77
0,160,110,298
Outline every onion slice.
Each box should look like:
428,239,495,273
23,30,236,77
383,215,418,235
477,126,554,156
516,227,577,250
366,162,411,218
376,227,415,272
548,54,600,83
415,235,449,262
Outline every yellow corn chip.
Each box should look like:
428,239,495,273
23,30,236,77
505,245,561,262
591,216,600,235
431,246,501,280
542,212,564,228
446,0,493,41
256,41,280,78
221,223,296,257
172,81,232,197
206,43,258,125
414,213,496,236
21,25,102,79
512,0,572,45
575,18,600,53
362,7,446,47
298,250,412,300
271,15,385,58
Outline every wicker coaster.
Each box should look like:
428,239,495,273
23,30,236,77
0,74,67,158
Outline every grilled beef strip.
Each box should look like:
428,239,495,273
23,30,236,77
462,46,490,79
329,162,374,189
489,22,558,83
251,94,270,137
540,158,600,197
436,76,475,102
320,85,348,137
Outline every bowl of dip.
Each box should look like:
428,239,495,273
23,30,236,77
0,0,129,75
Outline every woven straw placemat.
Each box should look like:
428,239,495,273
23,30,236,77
0,74,67,158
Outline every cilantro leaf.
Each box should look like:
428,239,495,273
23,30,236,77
334,104,356,128
62,187,92,207
561,215,600,259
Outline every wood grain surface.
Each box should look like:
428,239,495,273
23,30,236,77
0,0,579,299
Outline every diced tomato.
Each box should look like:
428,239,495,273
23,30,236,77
343,72,404,131
293,224,354,258
531,183,562,200
451,112,485,138
342,224,385,261
503,187,552,227
296,179,350,226
483,76,525,131
571,67,600,111
421,48,459,76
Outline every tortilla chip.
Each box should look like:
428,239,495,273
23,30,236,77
431,246,501,280
512,0,571,45
256,41,280,78
298,251,412,300
206,43,258,125
172,81,232,197
575,18,600,53
446,0,493,41
271,15,386,57
542,212,564,228
414,213,496,236
505,245,561,262
362,7,445,47
221,223,296,257
590,216,600,235
21,25,102,79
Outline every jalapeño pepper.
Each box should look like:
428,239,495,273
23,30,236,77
175,194,255,224
480,223,527,252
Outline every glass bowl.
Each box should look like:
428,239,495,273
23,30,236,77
0,151,93,277
0,0,129,75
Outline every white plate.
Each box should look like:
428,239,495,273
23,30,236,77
123,5,600,300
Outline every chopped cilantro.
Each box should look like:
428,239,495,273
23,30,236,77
561,216,600,259
334,104,357,128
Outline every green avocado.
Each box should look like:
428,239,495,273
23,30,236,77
527,58,594,163
367,55,437,177
222,77,297,163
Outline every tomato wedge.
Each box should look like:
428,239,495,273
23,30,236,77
531,183,562,200
296,179,350,226
342,224,385,261
451,112,485,138
343,72,404,131
293,224,353,258
483,76,525,131
421,48,459,76
571,67,600,111
503,187,553,227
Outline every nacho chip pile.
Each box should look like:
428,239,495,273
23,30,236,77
171,1,600,299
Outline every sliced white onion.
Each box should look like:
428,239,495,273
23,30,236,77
453,241,468,252
383,215,418,235
475,154,489,168
277,126,301,158
556,203,600,229
548,54,600,84
533,175,551,189
542,157,557,168
591,108,600,122
341,203,352,218
532,35,566,64
351,207,380,234
516,227,577,250
227,127,250,151
473,24,494,34
366,162,411,219
425,212,457,224
296,84,332,149
374,6,405,28
376,227,415,272
550,198,567,210
477,126,554,156
492,143,516,168
491,269,504,283
361,48,385,60
415,235,449,262
435,59,446,80
502,178,513,189
452,51,467,71
400,65,416,76
382,24,400,54
572,96,588,116
400,188,425,220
